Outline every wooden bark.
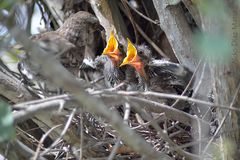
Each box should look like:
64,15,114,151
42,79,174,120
90,0,129,43
152,0,198,71
182,0,201,28
151,0,217,155
197,0,240,158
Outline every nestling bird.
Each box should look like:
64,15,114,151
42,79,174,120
93,32,126,88
120,39,193,105
18,11,102,84
101,31,123,66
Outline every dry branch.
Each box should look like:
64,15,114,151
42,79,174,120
152,0,198,71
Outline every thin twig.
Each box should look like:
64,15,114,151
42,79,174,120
32,124,62,160
121,0,139,43
13,99,65,124
108,103,131,160
171,59,202,108
90,76,104,85
124,0,160,25
13,140,47,160
108,137,121,160
36,1,48,27
132,113,166,129
91,90,240,112
119,2,169,59
134,22,169,59
137,106,201,159
106,82,126,91
79,112,83,160
192,62,207,98
14,90,240,113
40,108,76,156
197,116,202,155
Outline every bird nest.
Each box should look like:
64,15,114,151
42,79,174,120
14,62,206,160
11,16,216,160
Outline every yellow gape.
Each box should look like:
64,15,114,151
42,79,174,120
102,31,121,65
120,39,147,80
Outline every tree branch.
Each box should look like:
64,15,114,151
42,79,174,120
152,0,198,71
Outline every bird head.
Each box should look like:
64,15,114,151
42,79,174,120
120,39,147,80
102,32,122,65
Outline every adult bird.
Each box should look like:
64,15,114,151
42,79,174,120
19,11,101,83
120,39,193,106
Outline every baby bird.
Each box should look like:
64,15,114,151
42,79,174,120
94,32,125,88
120,39,193,105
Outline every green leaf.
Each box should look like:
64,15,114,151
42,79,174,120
0,102,15,142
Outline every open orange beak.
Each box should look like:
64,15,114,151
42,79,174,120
120,39,147,79
102,31,121,65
